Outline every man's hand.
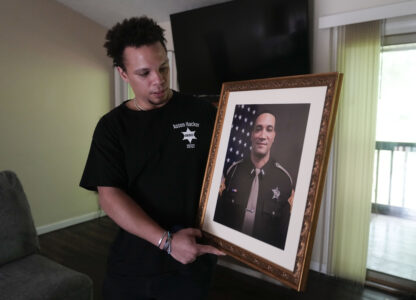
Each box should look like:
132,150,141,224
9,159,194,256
170,228,225,264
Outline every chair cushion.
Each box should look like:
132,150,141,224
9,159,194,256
0,254,92,300
0,170,39,266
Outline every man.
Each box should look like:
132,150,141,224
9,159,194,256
80,16,223,300
214,111,294,250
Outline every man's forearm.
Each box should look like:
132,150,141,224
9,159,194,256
97,186,164,247
97,186,225,263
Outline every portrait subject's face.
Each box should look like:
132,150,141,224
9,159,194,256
250,113,276,158
117,42,171,109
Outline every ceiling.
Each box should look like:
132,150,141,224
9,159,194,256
56,0,231,28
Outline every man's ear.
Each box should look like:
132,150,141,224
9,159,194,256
117,66,129,83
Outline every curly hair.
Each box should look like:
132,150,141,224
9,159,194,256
104,16,167,70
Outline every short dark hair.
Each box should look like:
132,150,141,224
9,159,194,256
104,16,167,70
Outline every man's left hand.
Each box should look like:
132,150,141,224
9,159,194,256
169,228,225,264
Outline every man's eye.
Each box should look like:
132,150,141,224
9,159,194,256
139,72,149,77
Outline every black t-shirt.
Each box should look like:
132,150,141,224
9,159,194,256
80,91,217,276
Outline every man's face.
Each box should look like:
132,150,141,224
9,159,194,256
250,113,276,158
117,42,171,109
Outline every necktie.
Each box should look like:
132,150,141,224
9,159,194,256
242,168,260,235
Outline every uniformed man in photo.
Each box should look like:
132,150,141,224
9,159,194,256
214,111,294,250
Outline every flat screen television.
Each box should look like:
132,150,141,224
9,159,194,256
170,0,310,96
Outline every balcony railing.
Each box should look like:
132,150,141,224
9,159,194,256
372,141,416,219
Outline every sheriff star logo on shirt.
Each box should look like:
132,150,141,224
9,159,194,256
272,186,281,200
182,128,197,144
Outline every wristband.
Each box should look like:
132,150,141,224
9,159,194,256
163,231,173,255
157,231,168,249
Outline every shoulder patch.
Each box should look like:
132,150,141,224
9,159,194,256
274,162,293,186
226,159,243,176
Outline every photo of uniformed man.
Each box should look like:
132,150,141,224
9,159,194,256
214,104,309,250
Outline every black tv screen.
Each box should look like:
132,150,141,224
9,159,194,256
170,0,310,96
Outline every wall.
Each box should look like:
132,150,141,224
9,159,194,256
160,21,174,51
0,0,113,230
318,0,410,17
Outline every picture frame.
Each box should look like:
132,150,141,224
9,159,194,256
197,72,343,291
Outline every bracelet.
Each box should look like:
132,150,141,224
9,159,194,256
157,231,168,249
162,231,173,255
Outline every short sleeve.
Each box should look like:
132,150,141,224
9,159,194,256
80,116,127,191
201,99,217,131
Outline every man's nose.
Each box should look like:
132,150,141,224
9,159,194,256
258,130,266,139
152,71,165,84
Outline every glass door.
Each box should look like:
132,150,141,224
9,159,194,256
367,42,416,290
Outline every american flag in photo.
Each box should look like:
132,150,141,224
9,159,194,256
223,104,259,175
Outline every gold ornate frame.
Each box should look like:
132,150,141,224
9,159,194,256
197,73,343,291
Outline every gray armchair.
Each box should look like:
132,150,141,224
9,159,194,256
0,170,92,300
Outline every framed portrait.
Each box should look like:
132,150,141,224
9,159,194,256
197,73,343,291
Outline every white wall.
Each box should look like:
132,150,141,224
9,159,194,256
160,21,175,51
318,0,410,17
0,0,113,231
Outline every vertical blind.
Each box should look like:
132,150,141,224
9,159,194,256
331,21,381,283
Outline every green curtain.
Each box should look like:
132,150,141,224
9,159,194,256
331,21,381,283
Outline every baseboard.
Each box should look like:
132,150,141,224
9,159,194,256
36,210,107,235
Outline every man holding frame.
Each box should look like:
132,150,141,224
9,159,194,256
80,16,224,300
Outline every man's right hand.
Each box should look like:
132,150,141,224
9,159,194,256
169,228,225,264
